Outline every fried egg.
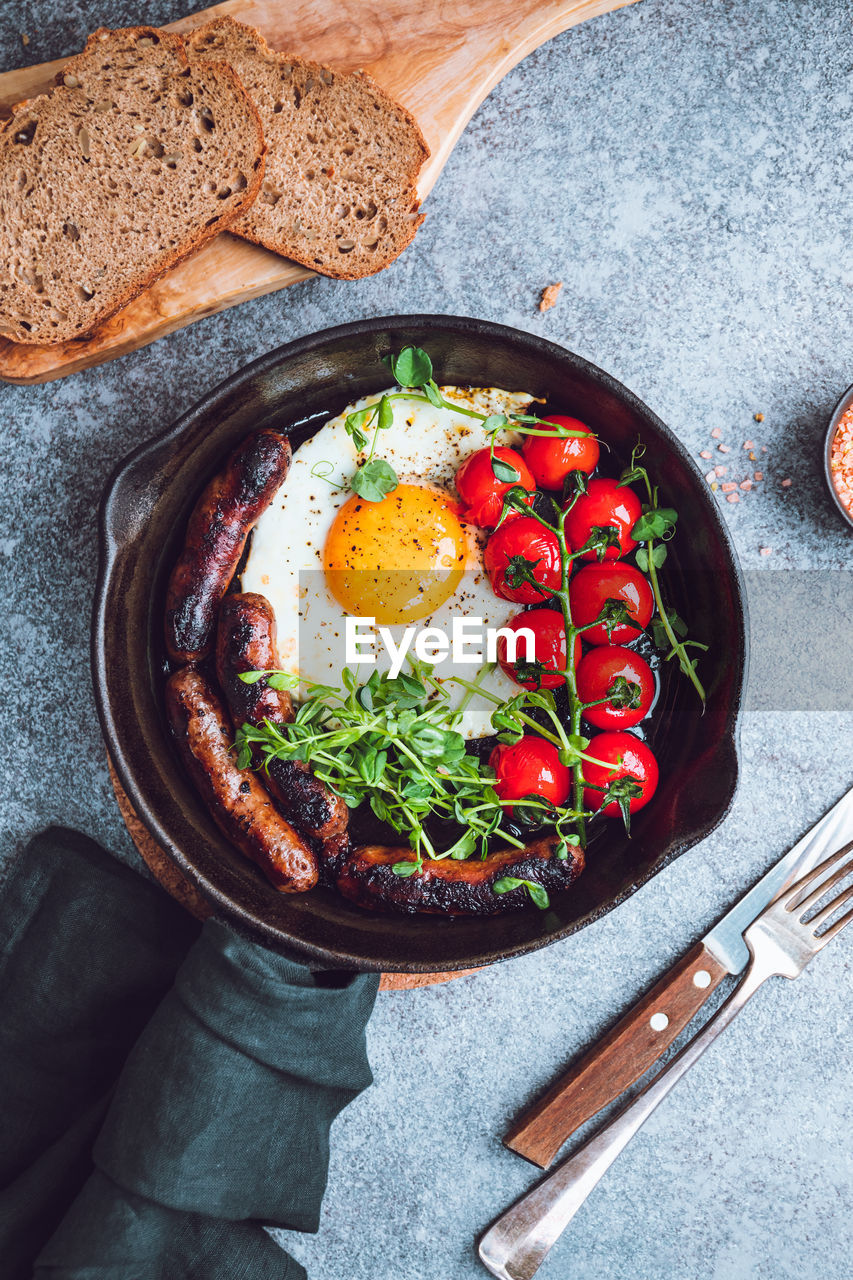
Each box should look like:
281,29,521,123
241,386,536,739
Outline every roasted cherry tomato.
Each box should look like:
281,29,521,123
576,646,655,729
484,516,562,604
496,609,582,690
583,731,658,816
568,562,653,645
490,736,572,809
564,478,642,561
521,414,600,490
455,447,535,528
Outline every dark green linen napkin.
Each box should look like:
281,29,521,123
0,827,380,1279
0,828,202,1279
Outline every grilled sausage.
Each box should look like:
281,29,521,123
336,837,585,915
165,430,292,665
165,666,317,893
215,592,349,850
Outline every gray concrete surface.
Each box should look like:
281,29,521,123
1,0,852,1277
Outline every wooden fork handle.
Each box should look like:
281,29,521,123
503,940,730,1168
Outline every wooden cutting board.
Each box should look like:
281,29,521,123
0,0,637,384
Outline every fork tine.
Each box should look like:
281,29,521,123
785,839,853,913
810,882,853,932
815,902,853,946
792,846,853,919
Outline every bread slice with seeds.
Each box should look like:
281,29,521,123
0,26,265,345
186,17,429,280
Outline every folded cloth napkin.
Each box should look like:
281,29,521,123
0,827,380,1279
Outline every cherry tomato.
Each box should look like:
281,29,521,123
569,562,653,645
583,731,658,816
484,516,562,604
490,736,572,809
576,646,655,729
564,478,642,561
522,414,600,490
455,447,535,528
496,609,582,690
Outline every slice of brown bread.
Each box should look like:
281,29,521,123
0,26,265,345
186,17,429,280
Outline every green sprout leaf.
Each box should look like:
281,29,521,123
392,860,422,878
388,345,433,388
237,668,300,690
635,543,668,572
492,876,550,909
491,455,522,483
351,457,399,502
632,508,678,542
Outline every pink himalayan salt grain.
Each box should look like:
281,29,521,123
715,464,727,476
760,546,772,556
781,478,793,487
721,482,738,492
829,406,853,516
761,445,768,453
740,479,752,491
711,427,722,438
700,450,712,459
754,470,764,481
726,493,740,503
744,440,754,449
718,444,730,453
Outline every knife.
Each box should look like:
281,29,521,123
503,783,853,1169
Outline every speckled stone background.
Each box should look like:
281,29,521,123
2,0,852,1277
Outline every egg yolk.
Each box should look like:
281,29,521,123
323,484,468,623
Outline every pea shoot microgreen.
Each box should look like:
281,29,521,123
234,662,585,894
620,442,708,703
336,345,596,504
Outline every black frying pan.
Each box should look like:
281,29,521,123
92,315,748,971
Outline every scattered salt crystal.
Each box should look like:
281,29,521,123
699,450,712,460
705,470,716,482
726,493,740,503
744,440,754,449
760,546,772,556
754,413,764,422
721,482,737,492
761,445,768,453
740,479,752,491
754,470,763,481
781,478,792,487
718,444,730,453
711,427,722,439
715,464,727,476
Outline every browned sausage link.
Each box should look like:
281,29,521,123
215,591,348,845
165,430,292,665
336,838,585,915
216,592,294,725
165,667,317,893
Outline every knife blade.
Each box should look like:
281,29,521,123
504,783,853,1168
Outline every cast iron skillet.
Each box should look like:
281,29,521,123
93,315,748,971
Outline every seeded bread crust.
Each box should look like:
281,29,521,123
186,17,429,280
0,26,265,345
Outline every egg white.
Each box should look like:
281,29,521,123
241,386,537,739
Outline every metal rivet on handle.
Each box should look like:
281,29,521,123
649,1012,669,1031
693,969,712,989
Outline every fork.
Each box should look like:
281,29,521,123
478,840,853,1280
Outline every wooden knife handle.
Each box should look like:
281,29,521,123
503,940,730,1168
